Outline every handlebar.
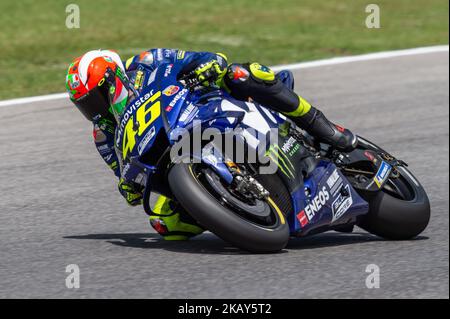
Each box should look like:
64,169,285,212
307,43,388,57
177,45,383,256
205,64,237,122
178,69,219,91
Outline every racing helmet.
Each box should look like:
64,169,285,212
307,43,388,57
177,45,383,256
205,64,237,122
65,49,134,122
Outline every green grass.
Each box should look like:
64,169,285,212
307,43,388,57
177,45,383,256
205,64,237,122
0,0,448,99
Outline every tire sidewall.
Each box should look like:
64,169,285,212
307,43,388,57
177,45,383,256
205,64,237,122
168,163,290,252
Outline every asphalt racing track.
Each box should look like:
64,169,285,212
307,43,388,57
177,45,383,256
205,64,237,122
0,50,448,298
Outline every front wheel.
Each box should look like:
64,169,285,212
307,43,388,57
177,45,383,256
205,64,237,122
168,163,289,253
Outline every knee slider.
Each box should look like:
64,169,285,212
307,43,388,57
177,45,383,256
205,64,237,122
248,63,276,83
225,62,275,85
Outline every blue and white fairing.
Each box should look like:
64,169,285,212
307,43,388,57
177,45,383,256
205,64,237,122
116,61,369,236
292,161,369,235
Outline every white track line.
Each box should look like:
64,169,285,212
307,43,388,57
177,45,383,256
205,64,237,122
0,45,448,108
0,93,68,107
271,45,448,72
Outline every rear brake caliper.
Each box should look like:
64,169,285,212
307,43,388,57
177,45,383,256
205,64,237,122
380,152,407,179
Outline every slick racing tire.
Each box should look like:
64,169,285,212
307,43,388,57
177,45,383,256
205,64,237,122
358,166,430,240
168,163,289,253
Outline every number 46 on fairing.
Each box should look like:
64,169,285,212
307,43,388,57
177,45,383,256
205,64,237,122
122,91,161,158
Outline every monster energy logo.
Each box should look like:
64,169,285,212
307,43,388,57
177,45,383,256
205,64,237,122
266,144,296,179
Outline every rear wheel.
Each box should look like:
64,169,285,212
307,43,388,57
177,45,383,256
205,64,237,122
358,166,430,239
168,163,289,252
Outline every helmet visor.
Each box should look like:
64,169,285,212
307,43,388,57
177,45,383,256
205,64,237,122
73,79,110,121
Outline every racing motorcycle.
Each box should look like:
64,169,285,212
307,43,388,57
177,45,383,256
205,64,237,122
116,61,430,253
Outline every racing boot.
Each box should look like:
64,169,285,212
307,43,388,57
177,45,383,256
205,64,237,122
290,106,358,152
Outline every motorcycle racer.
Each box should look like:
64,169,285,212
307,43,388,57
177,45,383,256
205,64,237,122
65,48,357,240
